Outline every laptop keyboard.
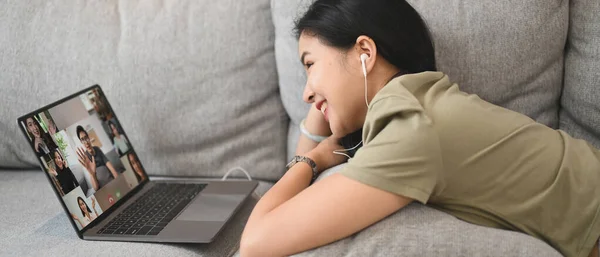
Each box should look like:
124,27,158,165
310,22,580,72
96,183,207,236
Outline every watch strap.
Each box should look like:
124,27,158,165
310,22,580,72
286,155,319,184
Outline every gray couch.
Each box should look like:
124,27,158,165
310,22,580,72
1,0,598,256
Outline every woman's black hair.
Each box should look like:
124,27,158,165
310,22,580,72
76,125,88,140
295,0,436,156
294,0,436,74
77,196,91,216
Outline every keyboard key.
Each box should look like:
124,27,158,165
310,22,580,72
102,229,116,234
115,228,128,235
147,221,158,226
121,224,132,229
125,228,140,235
151,217,163,222
156,222,169,228
136,226,154,235
132,223,145,228
107,225,120,230
148,228,163,235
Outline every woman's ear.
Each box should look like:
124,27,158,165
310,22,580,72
355,35,377,75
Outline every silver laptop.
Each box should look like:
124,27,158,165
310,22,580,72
17,85,258,243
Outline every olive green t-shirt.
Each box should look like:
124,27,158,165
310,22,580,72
339,71,600,257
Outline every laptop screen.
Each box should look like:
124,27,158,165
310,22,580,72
18,86,148,231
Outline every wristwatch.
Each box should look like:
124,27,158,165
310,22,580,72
286,155,319,184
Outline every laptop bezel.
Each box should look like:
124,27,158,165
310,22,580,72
16,84,151,238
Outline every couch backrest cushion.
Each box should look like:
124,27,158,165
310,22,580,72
559,0,600,148
0,0,288,181
272,0,568,157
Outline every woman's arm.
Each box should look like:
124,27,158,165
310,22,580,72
240,138,413,257
295,104,332,155
71,213,84,228
106,162,119,179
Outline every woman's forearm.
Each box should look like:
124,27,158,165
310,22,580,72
242,162,313,239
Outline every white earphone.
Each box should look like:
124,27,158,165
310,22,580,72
360,53,369,108
360,53,368,77
332,53,370,159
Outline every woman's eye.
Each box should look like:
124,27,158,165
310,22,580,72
305,63,313,69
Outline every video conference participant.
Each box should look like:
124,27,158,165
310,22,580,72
127,153,146,183
49,148,79,194
108,120,130,155
71,196,99,228
24,116,57,157
75,125,119,191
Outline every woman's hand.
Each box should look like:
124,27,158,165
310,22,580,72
70,213,79,221
304,103,332,136
91,197,96,209
77,147,96,176
305,136,348,173
34,137,43,152
48,166,58,176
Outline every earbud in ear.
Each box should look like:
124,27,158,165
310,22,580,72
360,54,368,77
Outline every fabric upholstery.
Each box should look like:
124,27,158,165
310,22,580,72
285,203,562,257
559,0,600,148
0,0,288,181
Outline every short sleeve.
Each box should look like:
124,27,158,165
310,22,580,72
339,93,443,204
95,146,110,164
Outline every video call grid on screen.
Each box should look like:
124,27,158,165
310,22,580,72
18,86,148,231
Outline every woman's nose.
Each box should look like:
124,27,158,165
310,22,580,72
303,85,316,103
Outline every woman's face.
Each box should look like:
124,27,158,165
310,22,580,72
78,199,87,214
26,118,41,138
298,33,367,137
128,154,143,175
110,124,119,136
54,152,64,169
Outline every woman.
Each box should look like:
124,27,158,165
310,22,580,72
76,125,119,191
49,148,79,195
25,116,57,157
108,120,130,155
240,1,600,257
71,197,98,228
127,152,146,183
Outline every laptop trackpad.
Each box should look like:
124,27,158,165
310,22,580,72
176,194,245,222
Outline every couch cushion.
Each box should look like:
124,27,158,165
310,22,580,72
0,170,271,257
286,203,562,257
559,0,600,148
0,0,288,181
272,0,567,156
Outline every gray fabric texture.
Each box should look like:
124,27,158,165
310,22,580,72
0,0,288,181
559,0,600,148
287,203,562,257
272,0,567,139
271,0,312,128
0,170,272,257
